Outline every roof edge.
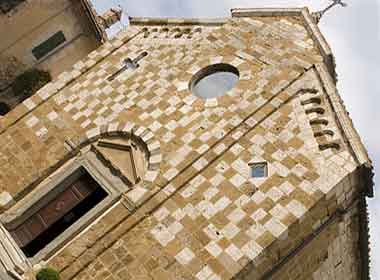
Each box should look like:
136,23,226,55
231,7,337,83
78,0,108,43
231,7,303,17
300,8,337,83
129,17,228,26
315,63,374,197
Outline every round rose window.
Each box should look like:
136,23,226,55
190,63,239,99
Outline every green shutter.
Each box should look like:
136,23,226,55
32,31,66,60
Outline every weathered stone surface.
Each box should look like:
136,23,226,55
0,7,372,280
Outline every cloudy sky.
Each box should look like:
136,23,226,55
93,0,380,277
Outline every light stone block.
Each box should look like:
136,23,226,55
175,247,195,265
0,192,13,208
205,241,223,258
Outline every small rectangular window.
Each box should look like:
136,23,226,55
32,31,66,60
249,162,268,178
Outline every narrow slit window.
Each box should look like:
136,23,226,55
249,162,268,178
107,51,148,82
32,31,66,60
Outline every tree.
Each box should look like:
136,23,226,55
12,68,51,98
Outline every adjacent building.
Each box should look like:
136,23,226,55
0,0,122,110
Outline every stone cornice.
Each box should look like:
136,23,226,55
129,17,228,26
231,7,303,17
315,63,373,197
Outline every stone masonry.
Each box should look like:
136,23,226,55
0,7,373,280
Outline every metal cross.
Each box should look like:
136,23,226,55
313,0,348,23
107,51,148,82
322,0,347,14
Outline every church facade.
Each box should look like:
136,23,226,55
0,7,373,280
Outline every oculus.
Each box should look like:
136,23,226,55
190,63,239,99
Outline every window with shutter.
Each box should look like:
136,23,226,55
32,31,66,60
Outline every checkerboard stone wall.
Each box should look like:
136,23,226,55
0,14,336,203
1,15,324,200
49,65,356,277
48,65,358,279
263,203,362,280
0,10,371,280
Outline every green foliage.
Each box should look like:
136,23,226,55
36,268,60,280
12,68,51,98
0,102,10,116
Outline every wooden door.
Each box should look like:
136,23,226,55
10,173,97,248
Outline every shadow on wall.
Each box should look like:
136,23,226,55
0,67,51,116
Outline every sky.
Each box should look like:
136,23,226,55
93,0,380,277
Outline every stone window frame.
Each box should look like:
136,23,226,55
249,162,268,178
0,147,127,264
189,63,240,100
0,122,162,265
175,55,253,108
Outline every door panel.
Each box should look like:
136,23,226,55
10,173,98,248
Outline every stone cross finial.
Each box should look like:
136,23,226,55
312,0,348,23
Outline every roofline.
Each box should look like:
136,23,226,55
128,17,228,26
231,7,304,16
231,7,373,196
231,7,337,83
78,0,107,43
315,63,374,197
130,8,337,81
